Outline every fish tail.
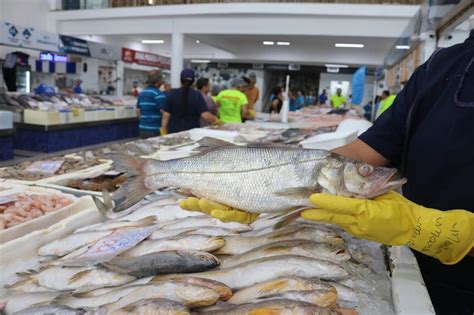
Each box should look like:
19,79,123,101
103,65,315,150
111,154,153,212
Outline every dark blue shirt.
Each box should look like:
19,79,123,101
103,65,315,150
137,86,165,133
319,93,327,104
163,87,208,133
359,31,474,310
73,86,82,94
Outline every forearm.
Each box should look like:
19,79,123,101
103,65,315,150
161,112,170,129
332,139,390,167
201,112,218,123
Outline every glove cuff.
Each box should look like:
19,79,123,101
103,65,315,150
406,209,474,265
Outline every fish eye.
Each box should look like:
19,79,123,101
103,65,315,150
358,164,374,177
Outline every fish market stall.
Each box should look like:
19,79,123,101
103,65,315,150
0,111,435,314
0,111,13,161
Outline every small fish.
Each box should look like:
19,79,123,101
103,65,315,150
256,290,339,308
104,250,220,277
159,255,348,290
160,217,251,232
218,239,349,268
0,291,60,314
37,230,113,257
11,304,85,315
229,277,336,304
111,138,405,213
215,226,343,255
196,299,341,315
35,266,135,293
148,226,238,240
74,216,157,233
150,275,233,301
57,282,219,310
120,235,225,257
109,298,190,315
71,277,154,298
61,225,158,267
4,277,53,293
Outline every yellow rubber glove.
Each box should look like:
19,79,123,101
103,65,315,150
302,191,474,265
160,127,168,136
212,119,225,126
179,197,259,224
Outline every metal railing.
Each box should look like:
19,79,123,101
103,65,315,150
63,0,423,10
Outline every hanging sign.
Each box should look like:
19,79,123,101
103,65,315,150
122,48,170,70
59,35,90,56
88,41,121,61
0,22,60,51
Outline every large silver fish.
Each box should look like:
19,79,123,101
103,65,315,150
112,138,405,212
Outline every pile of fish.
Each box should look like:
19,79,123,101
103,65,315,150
0,157,105,181
0,197,394,314
0,193,73,230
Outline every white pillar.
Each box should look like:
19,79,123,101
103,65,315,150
116,60,124,98
171,32,184,88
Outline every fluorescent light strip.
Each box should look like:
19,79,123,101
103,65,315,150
191,59,210,63
263,41,275,46
335,43,364,48
396,45,410,50
325,64,349,68
141,39,164,44
277,41,290,46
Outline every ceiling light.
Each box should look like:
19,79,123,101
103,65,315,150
263,41,274,46
148,0,155,4
335,43,364,48
196,40,200,44
191,59,210,63
277,41,290,46
141,39,164,44
325,64,349,68
396,45,410,50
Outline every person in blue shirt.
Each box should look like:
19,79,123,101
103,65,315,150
161,69,220,134
137,70,165,138
319,89,328,105
295,90,305,110
72,79,82,94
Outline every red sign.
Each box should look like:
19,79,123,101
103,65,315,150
122,48,170,70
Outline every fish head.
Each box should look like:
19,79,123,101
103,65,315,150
341,161,406,198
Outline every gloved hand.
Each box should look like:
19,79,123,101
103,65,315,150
302,191,474,265
247,110,256,120
212,119,225,126
179,197,259,224
160,127,168,136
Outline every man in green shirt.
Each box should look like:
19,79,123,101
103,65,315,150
215,78,249,123
376,90,397,118
330,88,347,108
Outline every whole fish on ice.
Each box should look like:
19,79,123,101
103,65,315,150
112,138,405,212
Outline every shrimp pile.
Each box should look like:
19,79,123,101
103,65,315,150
0,194,72,230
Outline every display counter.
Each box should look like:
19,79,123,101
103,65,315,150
0,129,14,161
13,118,139,153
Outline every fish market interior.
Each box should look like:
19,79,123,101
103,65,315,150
0,1,473,314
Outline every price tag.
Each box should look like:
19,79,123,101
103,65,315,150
24,160,65,175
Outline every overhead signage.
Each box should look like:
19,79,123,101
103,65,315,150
89,41,121,61
0,22,60,51
39,51,68,63
122,48,170,70
59,35,90,56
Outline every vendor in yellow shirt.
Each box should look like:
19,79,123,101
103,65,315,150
330,88,347,108
215,78,249,123
376,90,397,118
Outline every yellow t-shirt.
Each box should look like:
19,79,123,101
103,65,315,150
331,95,347,108
245,87,260,111
216,90,248,123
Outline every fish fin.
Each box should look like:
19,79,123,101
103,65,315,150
121,304,137,312
69,270,92,284
111,155,152,212
197,137,236,149
273,208,306,230
15,271,35,277
257,279,290,294
245,143,290,148
137,215,158,226
273,186,319,197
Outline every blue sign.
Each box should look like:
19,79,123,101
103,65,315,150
39,51,68,63
59,35,90,56
351,66,366,105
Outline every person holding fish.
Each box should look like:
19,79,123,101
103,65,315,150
179,31,474,314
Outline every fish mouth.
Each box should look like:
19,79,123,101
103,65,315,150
366,170,407,198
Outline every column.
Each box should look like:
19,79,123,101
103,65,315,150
171,32,184,88
116,60,124,98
